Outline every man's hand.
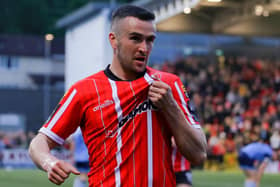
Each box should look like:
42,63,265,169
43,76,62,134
148,80,175,109
43,158,80,185
29,133,81,185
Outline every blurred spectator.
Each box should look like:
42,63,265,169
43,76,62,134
153,54,280,172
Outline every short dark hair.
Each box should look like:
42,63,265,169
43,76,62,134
111,5,155,22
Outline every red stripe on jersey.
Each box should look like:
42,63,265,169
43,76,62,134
172,147,191,172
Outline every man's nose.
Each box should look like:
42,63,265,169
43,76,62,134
138,41,148,53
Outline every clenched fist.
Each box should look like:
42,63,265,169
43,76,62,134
148,80,175,110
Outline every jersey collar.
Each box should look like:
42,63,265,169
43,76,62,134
104,65,146,81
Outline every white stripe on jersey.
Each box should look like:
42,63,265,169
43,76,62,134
39,127,64,145
144,73,154,84
48,89,77,130
147,109,153,187
109,80,123,122
174,82,201,129
109,80,123,187
144,73,154,186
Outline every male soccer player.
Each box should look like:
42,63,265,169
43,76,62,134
29,5,207,186
238,140,273,187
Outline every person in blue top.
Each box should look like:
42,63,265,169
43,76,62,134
70,128,89,187
238,137,273,187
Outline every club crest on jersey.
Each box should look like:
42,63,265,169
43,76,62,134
151,72,162,80
93,100,114,111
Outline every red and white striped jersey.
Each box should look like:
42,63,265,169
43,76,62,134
172,147,191,172
39,66,201,187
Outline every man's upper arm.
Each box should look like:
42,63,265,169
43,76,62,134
39,85,83,144
171,77,201,128
36,133,60,150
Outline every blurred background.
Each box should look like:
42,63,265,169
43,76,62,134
0,0,280,186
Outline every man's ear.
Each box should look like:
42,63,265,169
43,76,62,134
109,32,117,49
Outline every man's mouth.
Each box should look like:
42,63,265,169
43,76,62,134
134,56,146,62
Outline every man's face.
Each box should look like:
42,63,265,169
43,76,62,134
111,16,156,78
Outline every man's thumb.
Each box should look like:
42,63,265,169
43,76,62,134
69,165,80,175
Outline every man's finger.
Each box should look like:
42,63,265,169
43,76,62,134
69,164,80,175
52,166,68,179
151,81,169,90
149,85,162,93
48,171,65,185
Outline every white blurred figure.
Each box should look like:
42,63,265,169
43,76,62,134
270,130,280,150
70,128,89,187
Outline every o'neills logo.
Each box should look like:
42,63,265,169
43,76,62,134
93,100,114,111
119,99,156,128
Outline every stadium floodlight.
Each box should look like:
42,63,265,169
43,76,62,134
255,5,264,16
45,33,54,41
184,7,191,14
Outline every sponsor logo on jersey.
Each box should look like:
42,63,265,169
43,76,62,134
93,100,114,111
118,99,157,128
181,84,189,98
187,100,200,122
106,99,157,137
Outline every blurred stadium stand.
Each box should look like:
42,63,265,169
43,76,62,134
1,0,280,171
0,34,65,133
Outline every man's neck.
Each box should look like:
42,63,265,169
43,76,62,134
109,63,145,81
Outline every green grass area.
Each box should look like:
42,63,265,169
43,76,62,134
0,169,279,187
193,170,279,187
0,169,75,187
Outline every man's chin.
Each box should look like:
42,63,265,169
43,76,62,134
135,66,146,74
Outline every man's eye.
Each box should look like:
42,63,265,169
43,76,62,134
147,37,155,43
130,36,142,42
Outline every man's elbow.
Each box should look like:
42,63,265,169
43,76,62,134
28,138,36,159
190,151,207,166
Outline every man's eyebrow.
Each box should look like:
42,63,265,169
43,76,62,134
129,32,143,36
129,32,156,39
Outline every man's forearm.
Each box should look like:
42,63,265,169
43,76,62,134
161,101,207,165
29,133,80,185
28,133,58,171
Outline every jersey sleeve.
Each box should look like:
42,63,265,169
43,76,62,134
170,77,201,129
39,85,83,145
